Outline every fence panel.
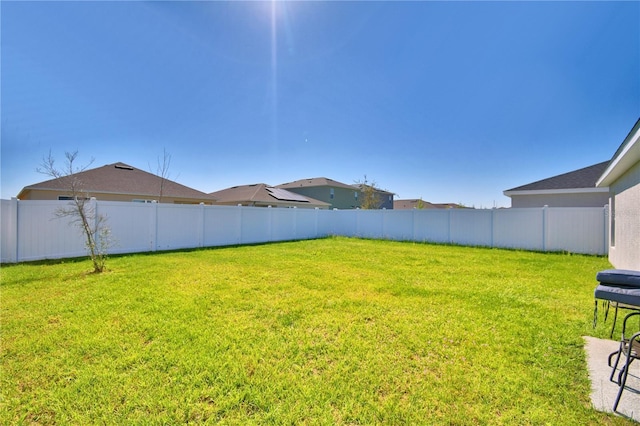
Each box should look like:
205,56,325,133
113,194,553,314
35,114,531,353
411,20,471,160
0,200,610,263
294,208,319,240
17,200,86,261
329,209,358,236
156,204,202,251
413,210,450,243
449,209,493,247
316,209,335,237
1,199,17,263
99,201,156,254
240,207,271,245
203,205,241,247
271,208,297,241
493,208,544,251
383,209,414,241
355,210,384,238
546,207,607,255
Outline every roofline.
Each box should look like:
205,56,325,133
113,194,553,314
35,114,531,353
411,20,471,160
503,187,609,197
17,186,215,201
352,184,395,195
209,183,330,206
278,178,356,190
596,118,640,187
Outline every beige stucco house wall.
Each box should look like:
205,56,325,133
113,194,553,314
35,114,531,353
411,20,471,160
507,190,609,208
597,119,640,270
18,188,210,204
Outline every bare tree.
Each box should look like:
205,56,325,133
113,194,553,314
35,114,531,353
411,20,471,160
37,150,112,273
150,148,172,203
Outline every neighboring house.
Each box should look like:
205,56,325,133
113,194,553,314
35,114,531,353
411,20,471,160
209,183,330,209
394,199,466,210
17,162,215,204
277,177,362,209
503,161,610,208
352,184,395,209
596,118,640,270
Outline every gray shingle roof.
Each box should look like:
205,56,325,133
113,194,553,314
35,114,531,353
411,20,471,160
20,162,214,201
505,161,610,192
394,199,466,209
277,177,356,190
209,183,330,208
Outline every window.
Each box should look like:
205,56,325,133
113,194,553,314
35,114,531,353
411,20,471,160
132,199,155,203
58,196,90,201
330,188,334,199
354,191,358,200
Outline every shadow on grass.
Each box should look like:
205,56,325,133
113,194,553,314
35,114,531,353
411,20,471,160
0,237,331,269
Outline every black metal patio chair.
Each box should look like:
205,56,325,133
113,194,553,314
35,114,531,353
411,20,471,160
608,311,640,412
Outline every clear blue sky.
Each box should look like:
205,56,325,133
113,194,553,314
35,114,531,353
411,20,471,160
2,1,639,208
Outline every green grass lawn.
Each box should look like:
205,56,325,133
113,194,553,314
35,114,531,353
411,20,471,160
1,237,631,424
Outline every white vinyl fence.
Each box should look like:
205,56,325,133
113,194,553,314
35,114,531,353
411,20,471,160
0,198,609,263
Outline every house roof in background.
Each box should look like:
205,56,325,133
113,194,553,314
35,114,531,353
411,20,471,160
18,162,215,201
504,161,610,195
352,184,394,195
209,183,330,208
597,117,640,187
394,199,466,209
277,177,356,190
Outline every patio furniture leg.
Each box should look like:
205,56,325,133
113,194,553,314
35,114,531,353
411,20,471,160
613,331,640,412
610,302,619,338
609,346,623,383
608,312,640,411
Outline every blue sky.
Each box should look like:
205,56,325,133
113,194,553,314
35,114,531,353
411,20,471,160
2,1,639,208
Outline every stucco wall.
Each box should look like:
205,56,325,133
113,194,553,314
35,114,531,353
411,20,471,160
609,161,640,270
510,192,609,208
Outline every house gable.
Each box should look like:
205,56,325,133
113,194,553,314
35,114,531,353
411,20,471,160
17,162,215,204
504,161,610,208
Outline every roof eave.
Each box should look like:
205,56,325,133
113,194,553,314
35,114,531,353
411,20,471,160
17,186,215,202
503,187,610,197
596,122,640,187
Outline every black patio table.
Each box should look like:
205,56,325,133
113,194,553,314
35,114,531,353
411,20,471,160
593,269,640,412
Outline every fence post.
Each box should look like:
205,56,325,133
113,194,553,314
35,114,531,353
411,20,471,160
267,205,273,242
237,204,243,245
90,198,98,249
150,201,158,252
411,209,416,242
603,204,609,255
490,208,495,248
293,207,298,240
8,198,19,263
199,203,205,248
542,205,548,252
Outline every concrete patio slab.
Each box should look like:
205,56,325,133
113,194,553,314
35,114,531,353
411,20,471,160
584,336,639,422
